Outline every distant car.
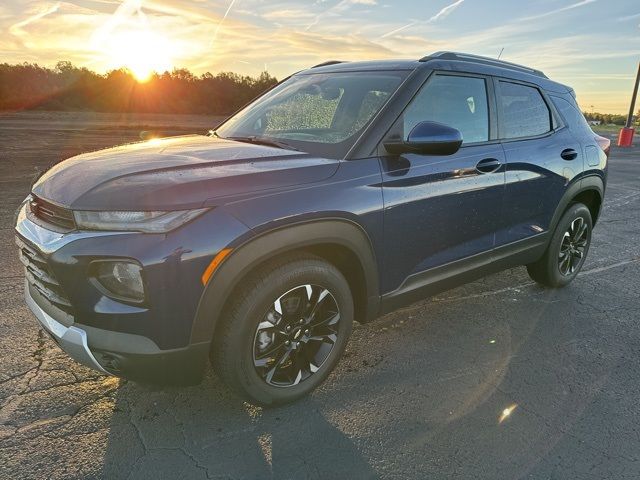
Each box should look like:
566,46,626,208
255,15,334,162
16,52,609,405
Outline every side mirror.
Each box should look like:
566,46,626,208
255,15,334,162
384,121,463,155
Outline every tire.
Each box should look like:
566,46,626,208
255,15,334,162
211,253,353,406
527,202,593,288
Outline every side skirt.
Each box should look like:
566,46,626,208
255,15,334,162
378,233,548,315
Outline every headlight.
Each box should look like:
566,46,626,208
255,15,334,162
73,208,208,233
93,260,145,302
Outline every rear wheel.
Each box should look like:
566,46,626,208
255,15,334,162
211,254,353,406
527,203,592,287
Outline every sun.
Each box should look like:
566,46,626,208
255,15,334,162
104,29,173,82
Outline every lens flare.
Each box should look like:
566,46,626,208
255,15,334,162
498,404,518,424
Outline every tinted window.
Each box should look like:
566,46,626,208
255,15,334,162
403,75,489,144
551,95,591,132
499,82,551,139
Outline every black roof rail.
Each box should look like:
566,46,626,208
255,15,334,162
420,51,547,79
311,60,346,69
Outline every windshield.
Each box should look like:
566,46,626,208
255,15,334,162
215,71,408,159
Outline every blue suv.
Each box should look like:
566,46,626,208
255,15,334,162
16,52,609,405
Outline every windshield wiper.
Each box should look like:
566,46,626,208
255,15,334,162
225,135,300,152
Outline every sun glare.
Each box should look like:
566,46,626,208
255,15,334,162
104,29,173,82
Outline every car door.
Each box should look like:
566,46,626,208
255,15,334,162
494,79,581,247
380,72,506,293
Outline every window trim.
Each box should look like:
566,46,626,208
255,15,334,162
348,67,429,159
377,70,498,154
493,77,562,143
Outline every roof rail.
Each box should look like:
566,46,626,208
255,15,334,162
420,51,547,78
311,60,346,69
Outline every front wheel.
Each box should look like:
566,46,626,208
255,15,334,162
527,202,593,288
211,254,353,406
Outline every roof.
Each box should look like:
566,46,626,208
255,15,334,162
303,59,420,73
422,51,547,78
300,51,571,93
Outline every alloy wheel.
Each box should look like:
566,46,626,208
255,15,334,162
252,284,340,387
558,216,588,276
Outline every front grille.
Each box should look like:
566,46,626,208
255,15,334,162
16,236,74,316
28,195,76,231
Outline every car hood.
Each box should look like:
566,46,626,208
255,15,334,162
32,135,340,210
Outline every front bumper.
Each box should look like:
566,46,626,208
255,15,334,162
15,203,227,384
25,277,210,384
15,201,249,350
25,280,109,374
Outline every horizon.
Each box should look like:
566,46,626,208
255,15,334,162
2,0,639,114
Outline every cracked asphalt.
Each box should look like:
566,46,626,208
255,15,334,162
1,112,639,479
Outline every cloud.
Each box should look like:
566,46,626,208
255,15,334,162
304,0,379,32
283,30,395,58
617,12,640,22
429,0,464,22
261,9,317,21
9,2,60,38
617,11,640,27
91,0,145,44
211,0,239,45
520,0,597,21
380,0,464,38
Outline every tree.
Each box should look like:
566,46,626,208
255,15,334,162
0,62,278,114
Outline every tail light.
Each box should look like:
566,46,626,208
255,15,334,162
595,135,611,158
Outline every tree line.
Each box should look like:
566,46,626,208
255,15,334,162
583,111,635,126
0,61,279,114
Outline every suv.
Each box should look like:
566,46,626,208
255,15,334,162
16,52,609,405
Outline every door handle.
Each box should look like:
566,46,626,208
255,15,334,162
475,158,502,174
561,148,578,161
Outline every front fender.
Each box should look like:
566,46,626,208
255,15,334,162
190,219,380,344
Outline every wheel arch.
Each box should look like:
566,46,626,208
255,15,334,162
190,219,380,345
550,175,604,233
571,189,602,225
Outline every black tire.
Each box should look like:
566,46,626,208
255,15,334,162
211,253,353,406
527,203,593,288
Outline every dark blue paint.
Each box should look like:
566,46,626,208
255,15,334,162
498,127,580,246
379,143,506,291
48,208,250,349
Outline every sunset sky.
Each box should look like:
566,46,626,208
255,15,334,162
2,0,639,113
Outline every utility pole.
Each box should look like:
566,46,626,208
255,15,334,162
618,60,640,147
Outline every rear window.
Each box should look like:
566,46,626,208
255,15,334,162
551,95,592,132
498,81,551,139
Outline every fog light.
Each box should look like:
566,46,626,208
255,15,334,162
94,261,145,302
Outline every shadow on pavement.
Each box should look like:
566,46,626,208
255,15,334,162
101,373,378,480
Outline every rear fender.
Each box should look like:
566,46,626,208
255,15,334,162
548,174,604,234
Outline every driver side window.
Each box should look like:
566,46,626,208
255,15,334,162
403,74,489,144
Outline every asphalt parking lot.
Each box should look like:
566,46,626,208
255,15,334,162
1,113,639,479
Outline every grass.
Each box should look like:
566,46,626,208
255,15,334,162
592,124,625,135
